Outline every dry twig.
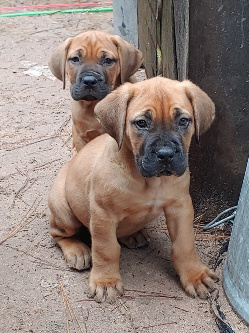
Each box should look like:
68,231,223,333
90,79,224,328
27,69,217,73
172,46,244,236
59,280,85,333
2,134,65,151
195,235,229,241
116,298,138,333
3,244,69,271
124,288,182,300
139,322,177,329
0,198,42,244
139,248,156,264
11,175,37,208
1,158,61,180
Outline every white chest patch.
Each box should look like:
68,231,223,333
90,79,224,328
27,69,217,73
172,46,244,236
144,199,164,216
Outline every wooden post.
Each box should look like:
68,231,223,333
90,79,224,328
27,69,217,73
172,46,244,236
137,0,158,77
137,0,189,79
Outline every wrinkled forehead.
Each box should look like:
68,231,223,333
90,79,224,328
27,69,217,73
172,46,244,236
68,33,118,59
128,79,194,118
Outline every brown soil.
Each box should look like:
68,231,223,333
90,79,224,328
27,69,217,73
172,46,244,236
0,1,248,332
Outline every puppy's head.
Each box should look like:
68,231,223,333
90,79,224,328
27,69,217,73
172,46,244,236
49,30,143,101
95,77,215,178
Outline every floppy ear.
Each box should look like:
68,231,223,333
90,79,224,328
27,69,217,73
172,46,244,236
111,36,144,83
48,38,72,89
94,83,134,149
183,80,215,143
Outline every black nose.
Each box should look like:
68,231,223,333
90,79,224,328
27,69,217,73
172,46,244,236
82,75,97,87
156,146,174,161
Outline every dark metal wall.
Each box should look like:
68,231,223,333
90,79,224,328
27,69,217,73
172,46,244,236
188,0,249,204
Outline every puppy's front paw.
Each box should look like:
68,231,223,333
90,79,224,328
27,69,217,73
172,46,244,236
181,264,219,299
63,240,91,270
119,229,150,248
88,273,124,303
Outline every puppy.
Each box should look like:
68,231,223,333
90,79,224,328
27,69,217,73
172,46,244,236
48,77,217,303
49,30,143,152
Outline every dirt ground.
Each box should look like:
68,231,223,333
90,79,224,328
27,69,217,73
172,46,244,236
0,2,249,333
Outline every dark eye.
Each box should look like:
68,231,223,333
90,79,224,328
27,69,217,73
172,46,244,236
179,117,190,128
104,57,114,65
70,56,80,63
135,119,148,129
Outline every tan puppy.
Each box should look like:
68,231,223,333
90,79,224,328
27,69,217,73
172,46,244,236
48,77,217,303
49,30,143,152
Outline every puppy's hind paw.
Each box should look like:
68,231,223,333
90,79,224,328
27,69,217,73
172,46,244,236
63,240,91,270
119,229,150,249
